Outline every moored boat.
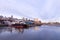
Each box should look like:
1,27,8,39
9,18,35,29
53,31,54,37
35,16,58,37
11,23,29,28
0,24,8,27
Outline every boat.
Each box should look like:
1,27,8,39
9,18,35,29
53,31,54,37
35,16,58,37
11,23,29,28
0,24,8,27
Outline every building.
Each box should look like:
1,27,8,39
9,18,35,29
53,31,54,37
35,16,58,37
34,18,41,23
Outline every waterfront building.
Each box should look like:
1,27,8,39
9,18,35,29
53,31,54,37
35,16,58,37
3,21,12,25
34,18,41,24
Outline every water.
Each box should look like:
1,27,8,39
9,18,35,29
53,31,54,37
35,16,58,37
0,25,60,40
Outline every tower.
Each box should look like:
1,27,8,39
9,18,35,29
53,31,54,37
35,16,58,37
11,15,13,18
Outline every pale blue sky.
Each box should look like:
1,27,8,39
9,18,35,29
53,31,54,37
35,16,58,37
0,0,60,22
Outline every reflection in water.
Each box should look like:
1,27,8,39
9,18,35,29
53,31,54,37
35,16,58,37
0,26,29,34
14,27,24,33
0,25,60,40
34,26,40,31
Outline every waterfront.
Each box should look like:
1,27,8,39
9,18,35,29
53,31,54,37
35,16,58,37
0,25,60,40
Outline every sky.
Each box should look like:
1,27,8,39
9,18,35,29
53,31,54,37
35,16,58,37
0,0,60,22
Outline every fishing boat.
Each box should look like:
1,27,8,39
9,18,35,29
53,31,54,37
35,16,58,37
11,23,29,28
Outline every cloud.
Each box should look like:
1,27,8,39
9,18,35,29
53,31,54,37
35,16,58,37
0,0,60,22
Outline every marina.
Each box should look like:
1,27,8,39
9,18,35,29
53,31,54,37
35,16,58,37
0,0,60,40
0,15,42,28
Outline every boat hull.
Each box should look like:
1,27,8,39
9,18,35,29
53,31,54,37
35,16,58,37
11,24,28,28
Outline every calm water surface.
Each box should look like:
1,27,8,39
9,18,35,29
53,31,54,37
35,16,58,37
0,25,60,40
